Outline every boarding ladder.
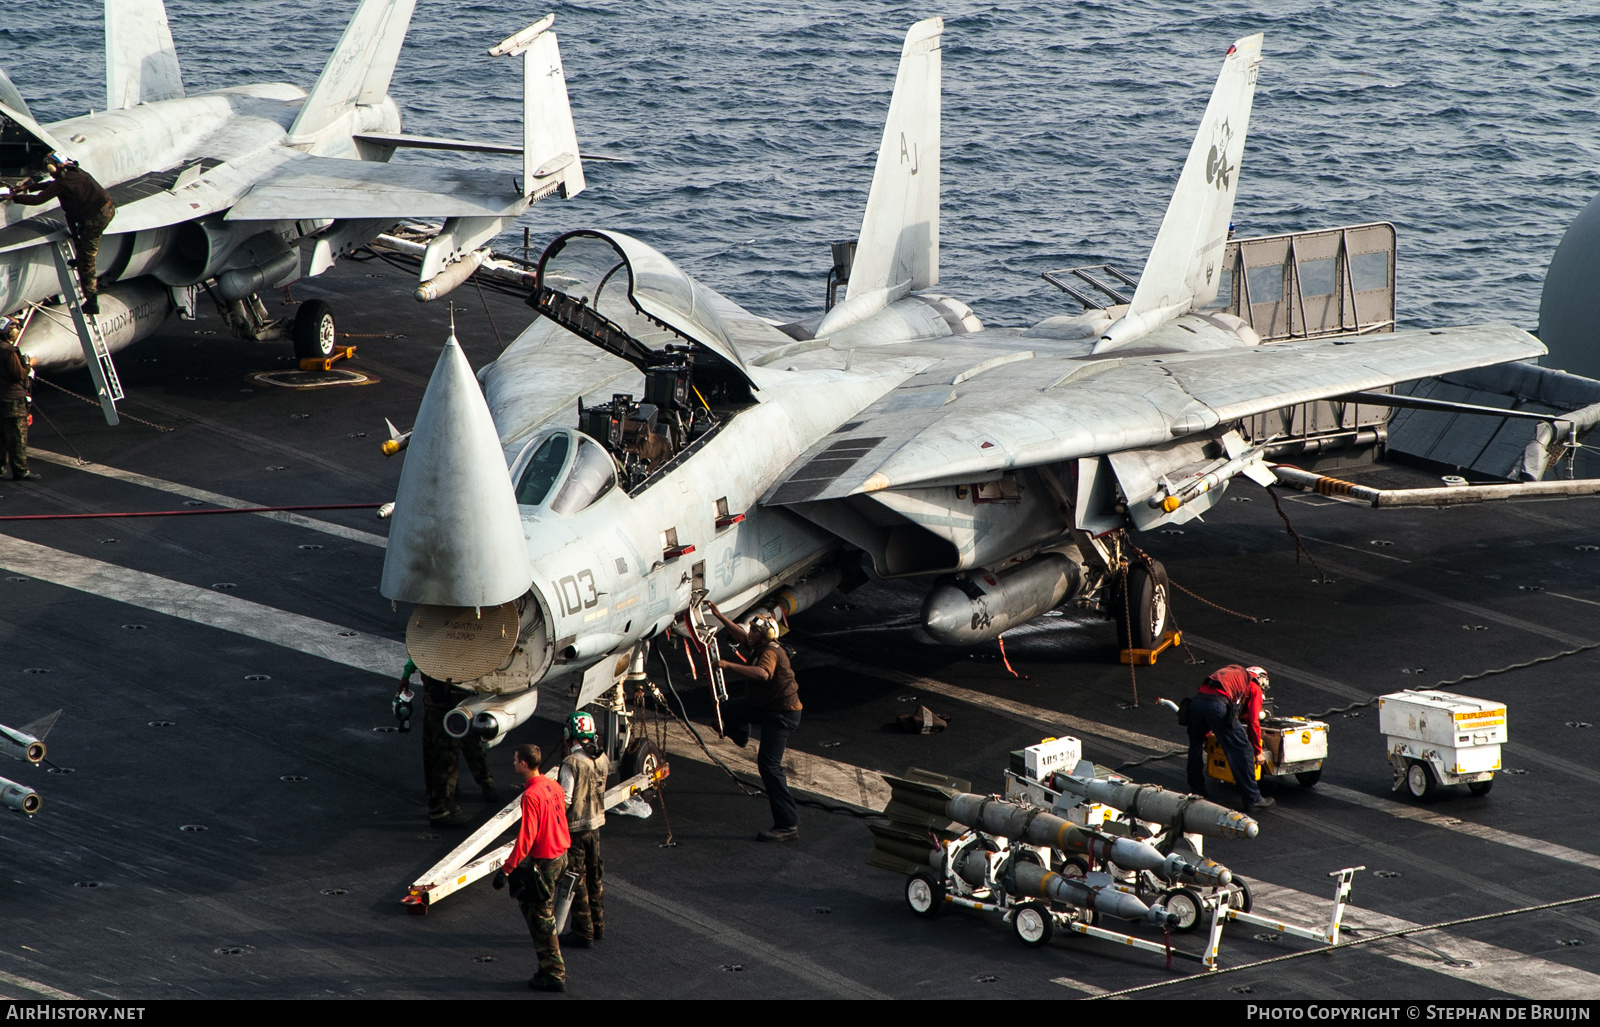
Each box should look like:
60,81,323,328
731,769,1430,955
684,589,730,736
48,238,121,425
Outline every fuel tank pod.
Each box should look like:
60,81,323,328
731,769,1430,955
380,332,531,609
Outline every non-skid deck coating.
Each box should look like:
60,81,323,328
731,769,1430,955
0,261,1597,1000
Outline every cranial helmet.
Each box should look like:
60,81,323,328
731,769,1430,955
565,710,597,741
751,616,779,641
1245,665,1270,691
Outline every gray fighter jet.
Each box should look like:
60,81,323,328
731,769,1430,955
378,20,1575,739
0,0,585,423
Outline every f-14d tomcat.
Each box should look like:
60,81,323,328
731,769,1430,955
0,0,584,424
379,19,1591,742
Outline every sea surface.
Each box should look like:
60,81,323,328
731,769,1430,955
6,1,1600,332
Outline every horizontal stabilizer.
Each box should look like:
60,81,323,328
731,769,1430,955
105,0,184,110
227,156,524,221
354,133,522,155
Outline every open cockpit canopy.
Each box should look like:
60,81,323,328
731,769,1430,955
530,230,759,398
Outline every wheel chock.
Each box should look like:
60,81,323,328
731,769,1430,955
1120,630,1182,666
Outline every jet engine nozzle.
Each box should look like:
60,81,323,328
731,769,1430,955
380,331,531,609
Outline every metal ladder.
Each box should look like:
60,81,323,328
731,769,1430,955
685,590,730,735
48,239,121,425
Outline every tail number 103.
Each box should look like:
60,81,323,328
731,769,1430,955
554,570,599,616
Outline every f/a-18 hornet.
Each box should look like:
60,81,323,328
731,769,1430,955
0,0,585,423
378,19,1582,742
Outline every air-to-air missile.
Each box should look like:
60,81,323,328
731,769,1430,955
1051,759,1259,841
0,777,41,815
0,713,56,764
876,772,1224,915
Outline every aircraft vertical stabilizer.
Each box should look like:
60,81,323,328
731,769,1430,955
488,15,586,202
0,67,33,121
815,17,943,339
104,0,185,110
288,0,418,145
1095,34,1264,353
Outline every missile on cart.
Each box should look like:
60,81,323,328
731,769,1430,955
882,773,1221,883
1052,760,1258,840
0,710,60,765
0,776,41,815
867,822,1165,923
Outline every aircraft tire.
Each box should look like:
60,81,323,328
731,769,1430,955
293,300,337,360
1112,558,1171,651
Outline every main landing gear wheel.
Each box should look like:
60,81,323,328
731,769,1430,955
1011,902,1053,948
905,871,944,918
293,299,337,360
1405,761,1439,801
1113,557,1171,651
1161,887,1205,933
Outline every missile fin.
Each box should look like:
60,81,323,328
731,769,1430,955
18,709,60,741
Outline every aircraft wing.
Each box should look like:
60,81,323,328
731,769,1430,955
225,154,527,221
762,323,1545,505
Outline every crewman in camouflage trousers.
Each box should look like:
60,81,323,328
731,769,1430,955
492,743,571,993
0,317,38,481
399,659,498,827
558,711,609,946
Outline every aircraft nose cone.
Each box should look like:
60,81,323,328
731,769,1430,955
380,333,531,608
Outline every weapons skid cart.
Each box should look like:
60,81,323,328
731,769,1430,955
1379,690,1504,800
870,765,1221,968
1003,738,1361,968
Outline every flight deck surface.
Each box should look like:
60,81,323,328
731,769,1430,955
0,262,1597,1001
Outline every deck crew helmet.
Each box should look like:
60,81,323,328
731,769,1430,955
564,710,597,741
1245,665,1270,691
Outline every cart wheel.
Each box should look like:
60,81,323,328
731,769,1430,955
1012,902,1054,948
1468,779,1494,796
1405,761,1438,801
1161,888,1205,933
905,871,944,918
1058,856,1091,880
1228,876,1253,914
1296,769,1322,787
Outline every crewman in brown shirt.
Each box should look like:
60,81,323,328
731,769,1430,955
710,601,803,842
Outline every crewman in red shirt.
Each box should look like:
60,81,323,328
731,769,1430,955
1185,664,1275,814
492,743,572,992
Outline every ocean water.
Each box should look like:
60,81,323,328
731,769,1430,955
5,1,1600,331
